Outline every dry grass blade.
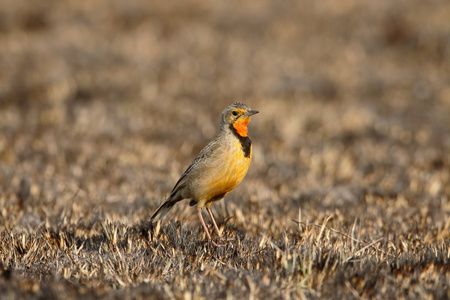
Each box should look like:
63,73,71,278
293,219,393,258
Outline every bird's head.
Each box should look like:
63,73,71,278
221,102,259,137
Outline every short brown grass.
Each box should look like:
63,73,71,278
1,0,450,299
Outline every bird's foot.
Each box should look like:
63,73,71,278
199,238,226,247
210,239,225,247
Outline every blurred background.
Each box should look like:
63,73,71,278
0,0,449,230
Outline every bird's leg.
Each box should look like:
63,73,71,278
206,207,223,241
197,208,220,246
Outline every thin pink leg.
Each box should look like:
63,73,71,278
197,208,219,245
206,207,223,240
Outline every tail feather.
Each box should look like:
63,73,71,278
151,187,185,222
150,201,175,221
150,191,184,222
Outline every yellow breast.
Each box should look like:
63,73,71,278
194,139,252,205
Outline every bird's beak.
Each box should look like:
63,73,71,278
244,110,259,117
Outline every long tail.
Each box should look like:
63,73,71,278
149,201,175,221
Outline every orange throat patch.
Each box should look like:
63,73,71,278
233,117,250,137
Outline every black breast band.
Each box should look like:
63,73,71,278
229,124,252,158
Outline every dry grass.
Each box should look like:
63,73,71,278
1,0,450,299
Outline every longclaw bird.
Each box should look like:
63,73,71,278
150,102,258,245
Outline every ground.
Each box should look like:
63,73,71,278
0,0,449,299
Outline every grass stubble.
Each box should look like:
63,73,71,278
0,182,449,299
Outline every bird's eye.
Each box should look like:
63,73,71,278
232,111,238,116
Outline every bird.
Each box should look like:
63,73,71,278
150,102,258,245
